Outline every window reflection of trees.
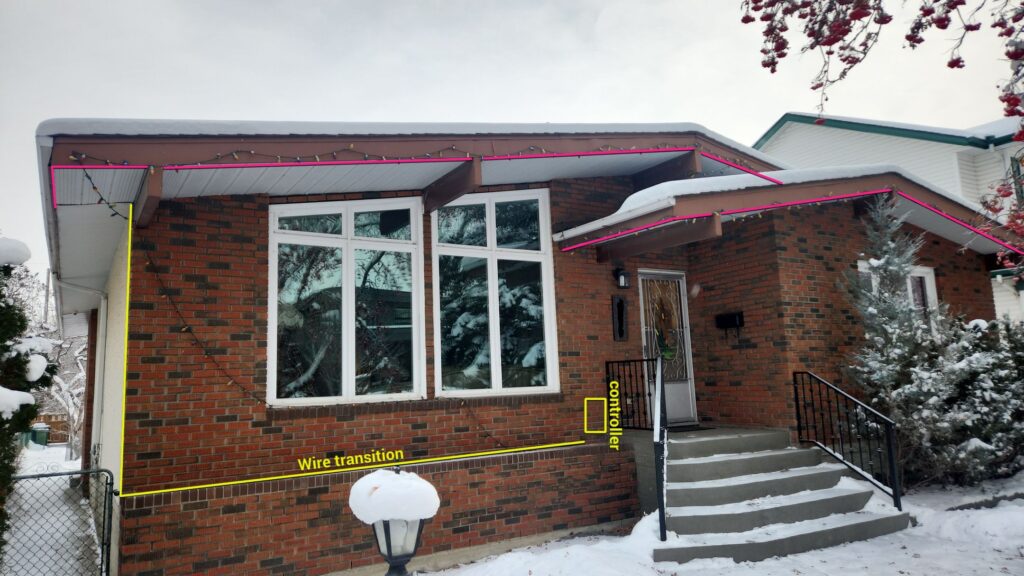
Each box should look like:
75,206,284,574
355,249,413,395
276,244,342,398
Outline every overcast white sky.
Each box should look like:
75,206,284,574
0,0,1009,273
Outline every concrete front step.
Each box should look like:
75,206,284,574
653,510,911,563
667,448,822,482
667,428,791,459
666,463,847,507
666,486,873,534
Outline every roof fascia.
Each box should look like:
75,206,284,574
754,113,996,150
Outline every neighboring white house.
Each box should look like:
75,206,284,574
755,113,1024,321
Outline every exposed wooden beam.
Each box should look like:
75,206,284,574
422,158,481,212
631,151,700,191
135,167,163,228
597,213,722,262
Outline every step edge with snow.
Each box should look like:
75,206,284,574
667,430,791,459
653,511,911,564
666,464,846,507
667,448,822,482
665,487,872,534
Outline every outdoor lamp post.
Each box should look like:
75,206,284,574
372,518,426,575
349,468,440,576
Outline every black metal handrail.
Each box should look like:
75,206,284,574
605,359,658,430
793,371,902,510
652,356,668,541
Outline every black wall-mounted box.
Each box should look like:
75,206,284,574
715,311,744,331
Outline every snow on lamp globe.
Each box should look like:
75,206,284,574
348,468,440,576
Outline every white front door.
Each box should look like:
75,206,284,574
639,270,697,425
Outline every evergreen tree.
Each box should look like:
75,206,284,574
0,238,55,560
846,198,1024,486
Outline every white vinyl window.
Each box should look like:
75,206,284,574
431,189,560,397
268,198,425,405
857,261,938,320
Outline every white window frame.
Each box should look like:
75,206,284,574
857,261,939,310
431,188,560,398
267,197,426,406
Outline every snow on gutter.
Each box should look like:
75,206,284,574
553,164,989,244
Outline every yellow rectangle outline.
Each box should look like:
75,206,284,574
583,397,607,434
120,439,587,498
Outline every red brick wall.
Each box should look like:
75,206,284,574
124,181,660,495
119,444,637,576
680,217,793,429
772,202,996,388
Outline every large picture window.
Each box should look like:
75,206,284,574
268,198,424,405
432,189,559,396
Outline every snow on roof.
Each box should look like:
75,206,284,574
35,118,784,168
965,117,1020,139
348,469,440,524
557,164,982,241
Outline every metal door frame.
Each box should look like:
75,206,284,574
637,269,697,424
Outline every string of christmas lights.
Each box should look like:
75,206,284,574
142,249,267,407
65,142,717,169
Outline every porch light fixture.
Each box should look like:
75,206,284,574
613,267,630,289
349,468,441,576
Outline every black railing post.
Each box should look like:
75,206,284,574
653,355,667,542
884,423,902,511
792,372,804,441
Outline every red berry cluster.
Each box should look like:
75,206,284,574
740,0,890,94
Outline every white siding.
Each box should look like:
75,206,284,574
93,229,128,576
761,123,965,197
957,151,981,205
992,278,1024,322
972,147,1010,201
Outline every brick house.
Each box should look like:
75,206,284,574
35,119,1011,575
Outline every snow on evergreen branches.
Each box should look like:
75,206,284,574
846,198,1024,486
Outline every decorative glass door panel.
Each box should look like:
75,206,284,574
639,272,697,424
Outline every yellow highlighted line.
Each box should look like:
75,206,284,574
118,204,134,494
120,439,587,498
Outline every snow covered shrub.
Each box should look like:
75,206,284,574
0,238,55,560
844,199,1024,486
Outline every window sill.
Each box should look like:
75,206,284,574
266,391,564,422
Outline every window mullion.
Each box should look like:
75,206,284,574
487,249,502,391
343,219,356,399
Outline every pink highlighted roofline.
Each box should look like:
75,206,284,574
559,211,716,252
50,164,150,210
163,156,470,171
483,146,696,162
894,191,1024,255
719,188,891,216
560,188,893,253
698,151,784,185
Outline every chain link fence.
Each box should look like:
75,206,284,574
2,468,113,576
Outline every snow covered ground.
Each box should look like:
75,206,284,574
429,475,1024,576
3,443,101,576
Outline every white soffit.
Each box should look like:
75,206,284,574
162,161,464,198
481,151,689,185
893,196,1004,255
56,204,128,314
53,168,146,206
